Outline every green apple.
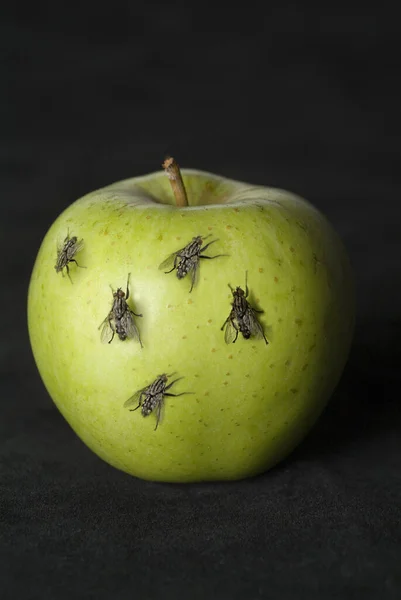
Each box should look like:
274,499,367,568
27,162,354,482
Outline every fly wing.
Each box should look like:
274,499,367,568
223,318,238,344
124,387,147,409
55,239,66,270
99,314,115,344
153,393,165,430
158,251,179,272
248,308,267,341
123,311,142,344
187,257,201,292
73,238,85,255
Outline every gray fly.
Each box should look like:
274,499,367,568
221,272,268,345
55,232,85,283
99,273,143,346
159,234,226,292
124,373,189,430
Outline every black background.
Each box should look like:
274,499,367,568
2,2,401,599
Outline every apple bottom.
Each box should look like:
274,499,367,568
51,382,330,483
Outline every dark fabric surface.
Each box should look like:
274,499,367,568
1,3,401,599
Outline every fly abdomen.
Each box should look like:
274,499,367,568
115,321,127,340
142,393,163,417
239,323,252,339
177,261,189,279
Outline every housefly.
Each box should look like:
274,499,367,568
221,272,268,345
99,273,143,346
159,235,226,292
55,232,85,283
124,373,190,430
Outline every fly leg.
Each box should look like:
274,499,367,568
129,393,145,412
200,239,217,252
220,316,230,331
231,320,240,343
165,254,180,274
164,377,184,391
70,259,86,270
189,266,197,293
125,273,131,300
65,264,73,284
200,239,228,261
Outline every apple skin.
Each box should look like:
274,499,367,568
27,170,354,482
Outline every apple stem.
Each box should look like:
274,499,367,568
162,156,189,207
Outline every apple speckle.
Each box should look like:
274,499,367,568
223,381,228,386
290,388,298,394
228,355,233,359
269,364,275,369
207,226,212,230
211,348,216,353
182,335,187,339
226,372,230,376
302,363,309,371
207,319,212,324
259,268,264,273
188,299,193,305
295,318,303,327
226,225,232,230
290,246,295,252
285,359,291,367
309,343,316,352
204,392,209,396
274,276,279,283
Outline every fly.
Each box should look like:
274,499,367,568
99,273,143,346
159,234,226,292
221,272,268,345
124,373,190,430
55,231,85,283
